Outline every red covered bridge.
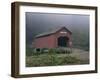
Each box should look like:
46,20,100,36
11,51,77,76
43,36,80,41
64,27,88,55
33,27,72,49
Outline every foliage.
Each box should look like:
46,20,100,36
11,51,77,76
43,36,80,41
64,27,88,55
26,53,87,67
72,29,89,51
26,46,33,56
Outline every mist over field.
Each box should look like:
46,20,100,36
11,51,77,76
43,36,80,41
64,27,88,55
26,12,89,51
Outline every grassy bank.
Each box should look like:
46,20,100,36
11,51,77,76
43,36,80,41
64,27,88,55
26,49,89,67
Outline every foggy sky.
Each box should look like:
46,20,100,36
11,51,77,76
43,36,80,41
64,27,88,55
26,12,89,45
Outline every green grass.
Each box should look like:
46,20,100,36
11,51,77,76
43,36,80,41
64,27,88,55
26,53,86,67
26,47,89,67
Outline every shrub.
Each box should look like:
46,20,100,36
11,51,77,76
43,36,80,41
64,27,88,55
26,53,82,67
49,48,55,54
26,47,33,56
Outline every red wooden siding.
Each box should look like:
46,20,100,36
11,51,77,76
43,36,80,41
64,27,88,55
33,27,72,48
34,35,56,48
55,28,72,47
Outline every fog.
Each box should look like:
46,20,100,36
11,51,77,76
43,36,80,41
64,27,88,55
26,12,89,50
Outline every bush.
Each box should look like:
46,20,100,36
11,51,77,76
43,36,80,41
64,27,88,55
26,53,82,67
26,47,33,56
61,56,81,64
48,48,56,54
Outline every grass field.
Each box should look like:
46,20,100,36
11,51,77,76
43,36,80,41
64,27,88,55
26,48,89,67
